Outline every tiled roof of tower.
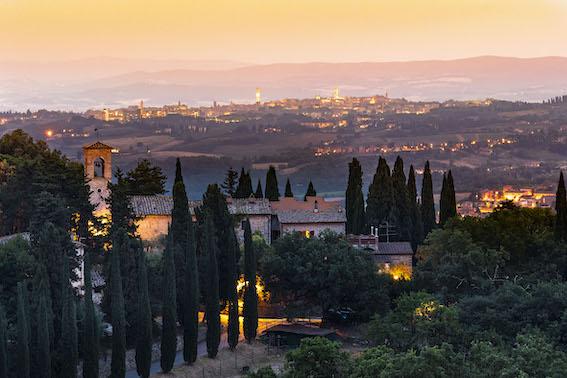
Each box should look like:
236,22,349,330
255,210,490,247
128,195,201,217
83,141,114,150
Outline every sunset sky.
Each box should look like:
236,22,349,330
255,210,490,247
1,0,567,63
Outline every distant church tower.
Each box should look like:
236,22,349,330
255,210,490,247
83,141,114,215
255,88,261,104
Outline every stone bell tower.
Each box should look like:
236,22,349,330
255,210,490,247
83,141,113,215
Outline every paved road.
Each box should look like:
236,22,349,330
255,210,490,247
125,317,285,378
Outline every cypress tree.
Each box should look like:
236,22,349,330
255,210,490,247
60,257,78,378
110,231,127,378
407,165,424,252
235,169,253,198
366,156,393,230
421,161,436,237
201,184,238,302
161,233,178,373
0,305,7,378
265,166,280,201
555,171,567,241
203,212,220,358
227,231,239,351
183,213,199,364
304,180,316,200
82,247,99,378
243,219,258,343
16,281,30,378
36,272,51,378
174,157,183,184
284,178,294,198
221,167,239,197
254,179,263,199
171,176,190,324
391,156,412,241
439,171,457,226
135,251,152,378
346,158,365,235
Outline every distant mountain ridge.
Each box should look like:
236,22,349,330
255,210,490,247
2,56,567,111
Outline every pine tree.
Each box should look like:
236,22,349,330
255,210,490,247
82,247,99,378
171,176,190,324
421,161,436,237
110,230,127,378
555,171,567,241
60,257,78,378
221,167,239,197
0,305,7,378
407,165,424,252
304,180,316,200
346,158,366,235
203,212,220,358
254,179,264,199
135,251,152,378
227,231,239,351
366,156,393,230
16,281,30,378
284,178,294,198
265,166,280,201
161,233,178,373
36,271,51,378
243,219,258,343
183,213,199,364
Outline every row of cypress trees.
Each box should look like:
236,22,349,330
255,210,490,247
346,156,457,247
224,165,317,201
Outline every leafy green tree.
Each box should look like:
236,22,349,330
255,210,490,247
264,166,280,201
391,156,412,241
421,161,436,237
346,158,365,235
304,180,316,200
110,230,127,378
366,156,393,230
59,257,78,378
16,282,30,378
82,247,99,378
247,366,276,378
183,212,199,364
203,212,220,358
135,249,152,378
512,331,567,377
125,158,166,195
221,167,239,197
408,165,424,251
261,232,389,321
555,171,567,241
254,179,263,199
284,178,293,198
368,291,462,351
0,305,7,378
160,233,177,373
243,219,258,343
285,337,351,378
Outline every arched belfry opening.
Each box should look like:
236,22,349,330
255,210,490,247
94,157,105,178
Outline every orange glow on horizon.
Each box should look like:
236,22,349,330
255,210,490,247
1,0,566,63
